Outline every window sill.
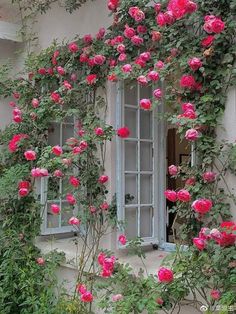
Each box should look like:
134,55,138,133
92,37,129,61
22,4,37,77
36,236,170,275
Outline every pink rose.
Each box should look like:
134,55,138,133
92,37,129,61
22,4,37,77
156,13,167,27
68,42,79,53
38,68,47,75
180,75,196,88
94,55,106,65
156,297,164,305
168,165,178,176
32,98,39,108
210,228,221,240
76,283,87,294
124,25,136,39
210,290,221,300
98,175,109,184
69,176,80,188
63,80,72,90
147,71,160,81
193,237,206,250
52,145,63,156
158,267,174,283
199,227,211,240
95,127,104,136
182,109,197,119
56,66,65,76
204,16,225,34
154,3,161,13
153,88,162,99
24,150,36,161
151,31,161,42
96,27,106,40
36,257,45,265
139,52,151,62
177,189,191,202
155,60,164,69
118,234,127,245
131,36,143,46
83,34,93,44
201,35,215,47
98,252,106,266
112,294,123,302
182,102,194,111
185,177,196,186
68,217,80,225
137,75,148,85
100,202,109,210
81,291,93,303
31,168,41,177
51,204,60,214
188,57,202,71
164,190,177,202
19,188,29,197
117,127,130,138
185,129,199,141
118,53,127,62
192,199,213,214
202,171,216,183
140,99,152,110
50,92,61,103
86,74,97,85
117,44,125,53
66,194,77,205
137,25,147,34
122,64,132,73
53,169,63,177
90,206,97,213
107,0,119,11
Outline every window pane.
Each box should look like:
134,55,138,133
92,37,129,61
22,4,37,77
140,85,152,100
62,123,74,144
140,111,152,139
125,174,137,204
140,142,153,171
48,122,60,146
124,81,137,106
140,206,153,238
140,175,152,204
46,201,59,228
47,177,60,200
125,207,137,240
61,201,74,227
125,107,137,138
125,141,137,171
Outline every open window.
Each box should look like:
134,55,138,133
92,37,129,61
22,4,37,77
116,81,160,245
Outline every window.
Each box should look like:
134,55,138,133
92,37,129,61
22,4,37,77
40,117,77,235
116,81,161,244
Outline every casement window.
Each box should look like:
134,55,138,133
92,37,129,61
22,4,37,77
116,81,163,245
40,117,77,235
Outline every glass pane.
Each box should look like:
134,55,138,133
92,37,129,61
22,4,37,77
140,111,152,139
47,177,60,200
125,141,137,171
61,201,74,227
125,174,137,204
48,122,60,146
140,142,153,171
125,107,137,138
125,207,137,240
124,81,137,106
140,206,153,238
47,201,59,228
140,85,152,100
62,123,74,144
140,175,152,204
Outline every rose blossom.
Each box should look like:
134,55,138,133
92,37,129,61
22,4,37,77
210,228,221,240
36,257,45,265
193,237,206,250
124,25,135,39
117,127,130,138
86,74,97,85
24,150,37,161
50,92,61,103
32,98,39,108
140,99,152,110
107,0,119,11
68,42,79,53
155,60,164,69
51,204,60,214
94,55,106,65
137,25,147,34
66,194,77,205
118,234,127,245
112,294,123,302
156,13,167,27
199,227,211,240
164,190,177,202
69,176,80,188
68,217,80,225
19,188,29,197
177,189,191,202
188,57,202,71
192,199,213,214
151,31,161,42
147,71,160,82
131,35,143,46
76,283,87,294
202,171,216,183
95,127,104,136
153,88,162,99
182,102,194,111
81,291,93,303
118,53,127,62
57,66,65,76
52,145,63,156
204,15,225,34
53,169,63,177
168,165,179,176
210,290,221,300
201,35,215,47
156,298,164,305
100,202,109,210
185,129,199,141
180,75,196,88
158,267,174,283
137,75,148,85
122,64,132,73
185,177,196,186
98,175,109,184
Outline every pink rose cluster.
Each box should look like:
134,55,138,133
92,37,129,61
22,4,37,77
204,15,225,34
193,221,236,250
8,134,28,153
76,284,93,303
164,189,191,202
18,180,30,197
31,167,48,177
178,102,197,120
156,0,197,27
12,107,22,123
128,7,145,23
98,252,116,277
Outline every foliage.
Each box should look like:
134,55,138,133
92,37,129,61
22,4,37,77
0,0,236,313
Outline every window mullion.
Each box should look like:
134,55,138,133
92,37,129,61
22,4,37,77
137,83,141,238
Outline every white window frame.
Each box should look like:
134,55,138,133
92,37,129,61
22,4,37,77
40,119,78,235
116,81,162,246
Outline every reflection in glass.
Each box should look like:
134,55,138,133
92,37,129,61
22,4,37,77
125,207,137,240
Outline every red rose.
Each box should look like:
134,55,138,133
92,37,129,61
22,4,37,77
192,199,213,214
188,57,202,71
24,150,37,161
158,267,174,283
86,74,97,85
180,75,196,88
193,238,206,250
131,35,143,46
52,145,63,156
50,92,61,103
117,127,130,138
164,190,177,202
69,176,80,188
140,98,152,110
177,189,191,202
98,175,109,184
